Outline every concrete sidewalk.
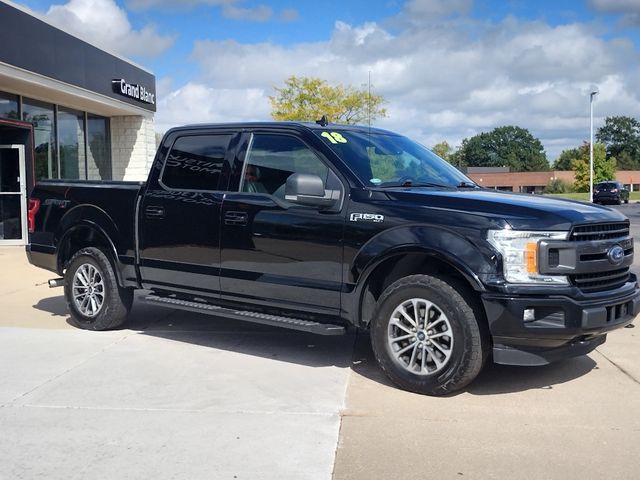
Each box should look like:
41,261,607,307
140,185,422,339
0,247,354,479
1,246,639,479
333,330,640,480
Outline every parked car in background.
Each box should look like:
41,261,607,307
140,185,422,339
594,181,629,205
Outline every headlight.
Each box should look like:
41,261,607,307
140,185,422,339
487,229,569,285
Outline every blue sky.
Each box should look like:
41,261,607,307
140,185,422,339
16,0,640,160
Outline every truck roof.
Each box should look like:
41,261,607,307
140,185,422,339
167,121,396,136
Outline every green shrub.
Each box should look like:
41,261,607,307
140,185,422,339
545,178,569,194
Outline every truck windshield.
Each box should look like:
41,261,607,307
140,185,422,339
314,130,474,188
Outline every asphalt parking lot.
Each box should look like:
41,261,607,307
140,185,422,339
1,203,639,480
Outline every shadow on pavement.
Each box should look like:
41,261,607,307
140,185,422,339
34,293,597,393
349,329,598,395
32,295,70,317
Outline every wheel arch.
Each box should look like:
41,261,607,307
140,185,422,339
55,206,126,287
356,248,488,327
349,225,498,327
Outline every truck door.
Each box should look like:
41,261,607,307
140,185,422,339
220,132,346,316
138,131,237,296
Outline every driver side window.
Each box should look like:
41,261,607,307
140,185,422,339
241,134,329,200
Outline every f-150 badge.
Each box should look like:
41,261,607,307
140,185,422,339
350,213,384,223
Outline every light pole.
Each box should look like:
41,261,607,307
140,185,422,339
589,88,599,203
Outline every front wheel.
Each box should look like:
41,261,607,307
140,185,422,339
64,247,133,330
370,274,488,396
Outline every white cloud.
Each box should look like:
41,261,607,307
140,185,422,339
126,0,297,23
222,4,272,21
589,0,640,25
41,0,175,58
158,12,640,161
589,0,640,13
279,8,300,22
126,0,230,9
155,82,270,133
404,0,473,18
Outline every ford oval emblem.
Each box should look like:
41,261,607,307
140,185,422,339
607,245,625,265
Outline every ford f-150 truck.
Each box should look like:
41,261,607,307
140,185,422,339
26,122,639,395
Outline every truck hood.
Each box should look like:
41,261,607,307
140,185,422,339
379,188,628,231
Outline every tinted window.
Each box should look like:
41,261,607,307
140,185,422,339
58,107,86,180
242,135,329,199
0,91,19,120
162,135,231,190
87,115,111,180
22,98,57,180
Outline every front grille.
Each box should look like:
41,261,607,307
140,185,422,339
570,222,630,241
570,267,630,293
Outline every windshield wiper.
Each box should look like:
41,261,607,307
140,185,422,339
456,181,479,189
378,180,455,189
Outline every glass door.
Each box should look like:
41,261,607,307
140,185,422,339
0,145,26,245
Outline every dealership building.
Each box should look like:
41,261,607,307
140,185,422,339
0,1,156,245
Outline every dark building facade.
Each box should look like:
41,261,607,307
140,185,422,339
0,1,156,245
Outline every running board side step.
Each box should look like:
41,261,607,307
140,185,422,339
144,295,346,335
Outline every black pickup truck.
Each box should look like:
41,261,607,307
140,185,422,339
26,122,639,395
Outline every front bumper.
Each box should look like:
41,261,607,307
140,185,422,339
482,285,640,366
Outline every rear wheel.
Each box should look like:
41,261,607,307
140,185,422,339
64,247,133,330
370,274,488,396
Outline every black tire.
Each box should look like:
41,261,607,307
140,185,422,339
370,274,488,396
64,247,133,330
624,198,629,204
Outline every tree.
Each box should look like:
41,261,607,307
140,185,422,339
457,126,549,172
553,147,581,170
596,115,640,170
571,142,616,192
269,76,387,124
545,178,569,193
431,141,452,162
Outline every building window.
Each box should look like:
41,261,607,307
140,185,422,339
58,107,86,180
0,91,19,120
22,98,57,180
87,115,111,180
20,98,111,181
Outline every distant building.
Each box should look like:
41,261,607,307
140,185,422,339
463,167,510,174
465,170,640,194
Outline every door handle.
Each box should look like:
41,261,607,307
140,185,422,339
225,211,248,226
145,205,165,219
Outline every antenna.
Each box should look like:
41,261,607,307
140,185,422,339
316,115,328,127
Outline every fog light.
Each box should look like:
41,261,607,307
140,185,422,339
523,308,536,322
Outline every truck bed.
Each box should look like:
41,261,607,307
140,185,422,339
27,180,145,284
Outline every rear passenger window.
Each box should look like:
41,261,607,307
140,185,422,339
241,135,329,199
162,135,231,190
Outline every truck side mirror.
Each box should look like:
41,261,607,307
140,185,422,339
285,173,336,208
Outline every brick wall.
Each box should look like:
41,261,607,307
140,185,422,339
110,115,156,181
466,171,640,192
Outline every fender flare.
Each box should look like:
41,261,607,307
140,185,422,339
349,224,498,324
55,205,125,286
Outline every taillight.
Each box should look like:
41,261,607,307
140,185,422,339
28,198,40,233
